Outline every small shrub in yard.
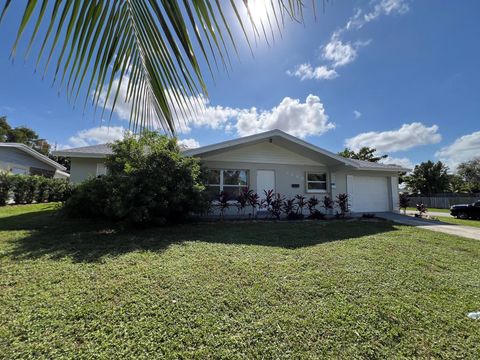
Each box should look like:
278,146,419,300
307,196,324,220
362,213,376,219
246,190,259,218
399,193,409,213
416,203,427,217
323,195,334,214
295,194,307,216
284,198,297,218
35,176,50,203
0,172,13,205
269,193,285,219
12,175,32,204
47,178,72,202
218,191,230,219
336,193,350,218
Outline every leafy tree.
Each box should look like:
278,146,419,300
404,161,450,194
1,1,317,134
448,174,469,193
0,116,11,141
63,131,208,225
0,116,51,155
338,147,388,162
457,158,480,193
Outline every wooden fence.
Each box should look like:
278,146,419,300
408,194,480,209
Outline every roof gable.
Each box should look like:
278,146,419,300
0,143,66,171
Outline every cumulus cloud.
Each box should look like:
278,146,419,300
345,122,441,153
178,138,200,149
289,0,409,80
235,94,335,138
98,75,335,139
353,110,362,119
286,63,338,81
379,156,414,169
436,131,480,170
348,0,410,29
65,126,127,148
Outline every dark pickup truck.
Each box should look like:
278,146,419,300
450,200,480,219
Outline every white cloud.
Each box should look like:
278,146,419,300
235,94,335,138
436,131,480,170
347,0,410,30
345,122,441,153
65,126,127,148
289,0,409,80
97,75,335,140
286,63,338,81
178,138,200,149
380,156,414,169
353,110,362,119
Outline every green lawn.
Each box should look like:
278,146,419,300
407,207,450,213
1,204,479,358
436,215,480,228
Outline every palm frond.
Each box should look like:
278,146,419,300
1,0,319,135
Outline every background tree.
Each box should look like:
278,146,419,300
448,174,469,193
0,116,51,155
457,158,480,193
404,161,450,194
338,147,388,163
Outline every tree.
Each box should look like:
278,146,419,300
338,147,388,162
448,174,469,193
404,161,450,194
0,116,51,155
63,131,208,225
1,1,316,135
457,158,480,193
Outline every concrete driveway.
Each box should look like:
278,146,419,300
377,212,480,241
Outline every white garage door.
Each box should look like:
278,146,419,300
351,176,390,212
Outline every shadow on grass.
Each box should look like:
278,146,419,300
0,208,399,263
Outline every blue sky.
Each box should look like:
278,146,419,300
0,0,479,170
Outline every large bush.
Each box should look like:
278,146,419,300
0,172,14,205
63,132,208,225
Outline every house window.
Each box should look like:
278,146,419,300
10,166,28,175
96,163,107,176
306,172,327,193
205,169,249,200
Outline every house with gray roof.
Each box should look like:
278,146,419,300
53,129,409,212
0,143,69,179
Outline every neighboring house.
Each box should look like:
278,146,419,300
0,143,69,179
53,129,409,212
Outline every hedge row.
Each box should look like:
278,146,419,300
0,173,72,206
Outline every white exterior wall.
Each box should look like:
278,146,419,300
70,158,106,184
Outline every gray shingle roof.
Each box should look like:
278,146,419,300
52,143,113,158
348,158,408,171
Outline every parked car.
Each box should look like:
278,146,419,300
450,201,480,219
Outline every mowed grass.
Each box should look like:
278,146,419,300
1,204,480,359
407,207,450,213
436,215,480,228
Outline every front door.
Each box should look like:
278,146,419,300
256,170,275,198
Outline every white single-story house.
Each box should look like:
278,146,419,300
53,129,409,213
0,143,69,179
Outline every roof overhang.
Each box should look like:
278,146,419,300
184,129,409,172
0,143,66,171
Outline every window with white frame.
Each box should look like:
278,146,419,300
10,166,28,175
306,172,327,193
96,163,107,176
205,169,249,200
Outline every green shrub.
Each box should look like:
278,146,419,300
0,172,13,206
63,131,208,225
47,178,72,202
11,175,31,204
62,177,109,218
35,176,50,203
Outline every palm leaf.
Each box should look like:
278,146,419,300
0,0,319,135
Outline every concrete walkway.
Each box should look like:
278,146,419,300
376,212,480,241
405,210,453,218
